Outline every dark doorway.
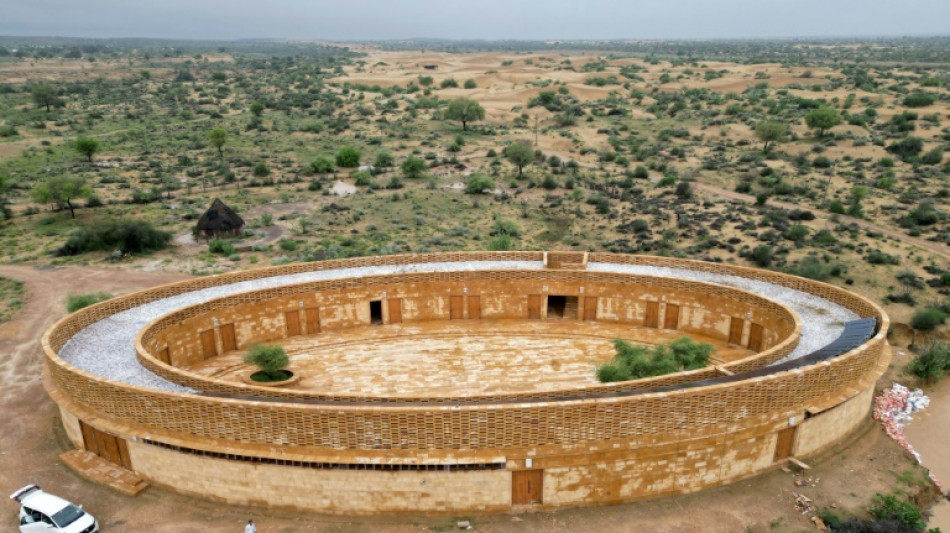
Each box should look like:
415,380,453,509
546,296,578,319
370,300,383,325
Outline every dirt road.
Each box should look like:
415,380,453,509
0,265,930,532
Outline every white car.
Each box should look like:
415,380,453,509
10,485,98,533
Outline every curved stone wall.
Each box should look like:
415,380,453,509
135,270,799,400
42,252,889,513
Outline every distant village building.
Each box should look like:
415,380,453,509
194,198,245,239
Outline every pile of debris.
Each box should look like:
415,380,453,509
793,493,828,530
872,382,939,488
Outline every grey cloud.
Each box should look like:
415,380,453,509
1,0,948,40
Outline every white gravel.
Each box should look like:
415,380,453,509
59,259,858,394
586,263,858,361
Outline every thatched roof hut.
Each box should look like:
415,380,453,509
195,198,245,238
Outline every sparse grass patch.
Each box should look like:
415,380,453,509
66,291,113,313
0,277,25,323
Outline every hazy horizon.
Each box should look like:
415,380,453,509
3,0,949,42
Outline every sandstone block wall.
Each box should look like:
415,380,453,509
42,253,889,513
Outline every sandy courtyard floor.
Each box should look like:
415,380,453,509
187,320,751,397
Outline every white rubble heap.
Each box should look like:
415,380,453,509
59,260,858,394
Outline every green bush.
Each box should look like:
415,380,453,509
308,157,334,174
208,238,235,256
253,161,270,177
751,245,774,267
56,219,172,256
788,256,835,281
352,170,373,186
886,137,924,161
908,341,950,382
867,250,900,265
465,174,496,194
869,493,926,530
373,150,394,168
243,344,290,381
488,234,513,251
921,147,944,166
66,292,113,313
902,93,936,108
784,224,809,242
911,308,946,333
335,146,361,168
492,218,521,237
400,156,427,179
597,337,714,382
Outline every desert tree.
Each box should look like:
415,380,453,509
444,97,485,131
32,175,92,218
207,128,228,158
31,84,62,112
505,139,534,176
74,137,100,162
754,120,787,152
805,106,842,137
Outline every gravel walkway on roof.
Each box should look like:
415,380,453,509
58,260,857,394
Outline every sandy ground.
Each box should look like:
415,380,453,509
0,265,938,532
691,182,950,263
189,320,749,397
905,379,950,531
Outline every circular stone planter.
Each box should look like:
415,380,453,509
240,370,299,387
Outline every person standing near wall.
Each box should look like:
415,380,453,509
245,519,257,533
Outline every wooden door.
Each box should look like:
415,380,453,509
773,426,797,461
219,323,237,352
305,307,320,334
285,311,301,336
80,421,132,469
512,470,543,505
450,296,464,320
664,303,680,330
584,297,598,321
748,323,764,351
644,301,660,328
158,347,171,365
528,295,542,319
388,298,402,324
468,295,481,319
96,430,120,465
116,438,132,469
199,329,216,359
80,420,99,455
729,317,745,345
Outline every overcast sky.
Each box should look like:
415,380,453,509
3,0,949,41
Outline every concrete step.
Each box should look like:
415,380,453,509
60,450,148,496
